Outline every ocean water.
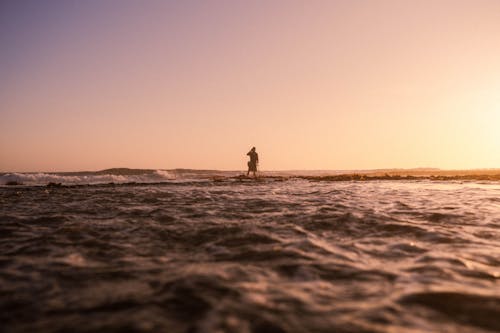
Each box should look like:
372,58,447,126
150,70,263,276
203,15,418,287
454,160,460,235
1,172,499,333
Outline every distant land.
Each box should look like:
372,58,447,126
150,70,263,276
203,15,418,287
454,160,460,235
1,167,500,175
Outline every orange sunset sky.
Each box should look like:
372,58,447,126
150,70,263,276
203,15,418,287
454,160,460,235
1,0,499,172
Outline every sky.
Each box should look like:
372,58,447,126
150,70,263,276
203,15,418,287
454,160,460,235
1,0,499,172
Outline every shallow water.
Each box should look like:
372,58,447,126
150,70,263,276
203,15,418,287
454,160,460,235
1,179,499,333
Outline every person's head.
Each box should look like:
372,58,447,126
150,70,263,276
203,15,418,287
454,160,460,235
251,147,256,151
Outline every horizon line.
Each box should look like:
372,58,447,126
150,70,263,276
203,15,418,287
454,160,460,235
2,167,500,174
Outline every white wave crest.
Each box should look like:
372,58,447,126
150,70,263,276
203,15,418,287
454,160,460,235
0,169,176,185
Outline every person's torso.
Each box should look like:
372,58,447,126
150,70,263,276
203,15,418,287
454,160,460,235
249,152,258,162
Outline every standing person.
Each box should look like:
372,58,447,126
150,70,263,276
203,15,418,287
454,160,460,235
246,147,259,177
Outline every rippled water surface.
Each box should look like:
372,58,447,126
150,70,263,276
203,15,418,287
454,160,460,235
1,180,499,333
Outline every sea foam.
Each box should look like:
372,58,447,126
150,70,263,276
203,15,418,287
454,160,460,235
0,169,176,185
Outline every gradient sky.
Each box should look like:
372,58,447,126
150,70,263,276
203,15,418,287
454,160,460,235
1,0,499,172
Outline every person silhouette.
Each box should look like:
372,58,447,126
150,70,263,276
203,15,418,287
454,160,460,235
246,147,259,177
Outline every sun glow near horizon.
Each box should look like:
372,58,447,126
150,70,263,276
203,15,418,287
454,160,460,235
1,0,499,172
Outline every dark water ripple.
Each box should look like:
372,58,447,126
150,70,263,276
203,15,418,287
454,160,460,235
1,180,499,332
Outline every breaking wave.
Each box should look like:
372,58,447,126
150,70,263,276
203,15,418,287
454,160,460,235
0,168,305,186
2,168,499,186
0,169,176,185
